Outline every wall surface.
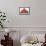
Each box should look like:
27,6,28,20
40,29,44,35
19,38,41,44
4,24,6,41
0,0,46,46
0,0,46,27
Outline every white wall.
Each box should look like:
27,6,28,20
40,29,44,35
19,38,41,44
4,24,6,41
31,0,46,27
0,1,46,46
0,0,46,27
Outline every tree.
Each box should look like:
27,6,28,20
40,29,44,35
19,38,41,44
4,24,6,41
0,10,6,28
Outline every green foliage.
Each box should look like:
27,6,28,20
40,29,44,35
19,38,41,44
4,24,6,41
0,11,6,28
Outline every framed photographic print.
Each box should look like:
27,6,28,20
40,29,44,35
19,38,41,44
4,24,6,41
19,7,30,15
